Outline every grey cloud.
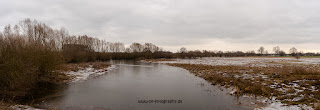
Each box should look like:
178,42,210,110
1,0,320,51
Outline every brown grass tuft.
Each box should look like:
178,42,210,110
167,63,320,106
145,59,175,62
316,102,320,110
0,101,13,110
90,62,111,70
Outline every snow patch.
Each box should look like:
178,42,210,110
157,57,320,67
158,57,319,110
256,102,314,110
65,65,117,82
11,105,44,110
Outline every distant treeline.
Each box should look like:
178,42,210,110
1,19,317,64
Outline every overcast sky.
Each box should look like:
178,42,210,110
1,0,320,53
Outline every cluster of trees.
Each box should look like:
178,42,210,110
176,47,257,58
175,46,320,59
0,19,189,100
0,19,66,100
272,46,286,56
259,46,313,57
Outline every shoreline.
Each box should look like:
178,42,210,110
146,57,320,110
62,63,117,83
1,62,116,110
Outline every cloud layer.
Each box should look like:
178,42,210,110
1,0,320,52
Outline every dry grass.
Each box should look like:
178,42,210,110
0,101,13,110
58,62,111,72
90,62,111,70
56,62,111,82
245,56,320,59
145,59,175,62
58,63,91,72
167,63,320,106
316,102,320,110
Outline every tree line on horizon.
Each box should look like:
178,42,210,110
1,19,317,62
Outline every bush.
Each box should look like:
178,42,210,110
0,36,64,100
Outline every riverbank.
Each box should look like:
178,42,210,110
58,62,116,82
1,62,115,109
147,57,320,110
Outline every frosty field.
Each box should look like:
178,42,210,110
149,57,320,110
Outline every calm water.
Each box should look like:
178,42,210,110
37,60,254,110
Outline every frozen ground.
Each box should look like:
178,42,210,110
256,101,314,110
157,57,320,67
11,105,43,110
153,57,320,110
64,65,117,82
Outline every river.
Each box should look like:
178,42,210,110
36,60,255,110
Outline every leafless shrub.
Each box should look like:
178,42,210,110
0,19,65,100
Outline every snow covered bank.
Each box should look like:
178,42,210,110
65,64,117,82
8,63,117,109
256,101,314,110
11,105,44,110
157,57,320,67
156,57,320,110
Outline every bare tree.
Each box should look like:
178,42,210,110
289,47,298,55
58,27,69,50
180,47,187,53
289,47,300,59
273,46,280,54
113,42,125,53
246,50,256,56
143,43,159,53
130,43,143,53
257,46,265,54
279,50,286,56
0,32,3,53
124,47,131,53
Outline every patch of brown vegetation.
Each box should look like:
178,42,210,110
245,56,320,59
56,62,111,82
58,63,90,72
0,40,66,100
168,63,320,107
58,62,111,72
0,101,13,110
144,59,175,62
316,102,320,110
90,62,111,70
